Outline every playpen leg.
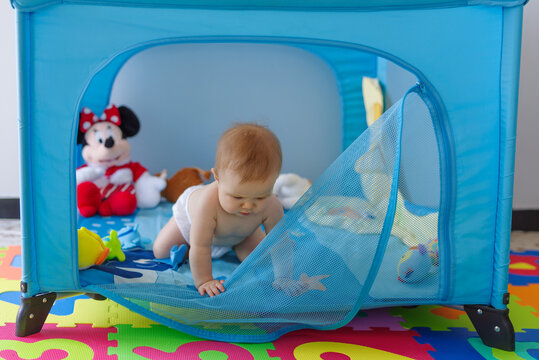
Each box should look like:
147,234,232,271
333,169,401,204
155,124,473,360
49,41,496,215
464,304,515,351
15,292,106,336
15,292,57,337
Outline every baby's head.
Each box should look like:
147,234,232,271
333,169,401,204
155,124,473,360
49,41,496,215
213,123,282,216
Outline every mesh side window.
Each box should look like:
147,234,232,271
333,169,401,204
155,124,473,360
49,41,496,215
366,89,441,304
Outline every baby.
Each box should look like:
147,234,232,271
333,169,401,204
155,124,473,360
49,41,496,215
153,123,284,297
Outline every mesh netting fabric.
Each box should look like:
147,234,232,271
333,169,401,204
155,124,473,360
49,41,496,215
88,87,441,341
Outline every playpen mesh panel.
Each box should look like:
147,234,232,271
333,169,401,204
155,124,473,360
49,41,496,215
90,94,408,341
366,90,440,303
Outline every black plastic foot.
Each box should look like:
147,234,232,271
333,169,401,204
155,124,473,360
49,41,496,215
464,304,515,351
15,292,57,337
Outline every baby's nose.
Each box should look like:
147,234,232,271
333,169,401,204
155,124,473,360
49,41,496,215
242,201,254,209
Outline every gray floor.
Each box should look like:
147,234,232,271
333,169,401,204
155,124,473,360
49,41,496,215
0,219,23,247
1,219,538,251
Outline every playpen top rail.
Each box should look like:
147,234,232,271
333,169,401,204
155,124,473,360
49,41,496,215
9,0,527,13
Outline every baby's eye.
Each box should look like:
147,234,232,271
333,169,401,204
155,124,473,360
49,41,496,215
232,196,243,200
256,196,268,200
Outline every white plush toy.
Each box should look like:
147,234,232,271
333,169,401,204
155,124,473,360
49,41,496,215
273,173,312,210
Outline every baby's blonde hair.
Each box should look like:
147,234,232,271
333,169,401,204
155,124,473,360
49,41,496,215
215,123,282,183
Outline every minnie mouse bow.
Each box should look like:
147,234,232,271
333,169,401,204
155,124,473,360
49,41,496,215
79,104,121,133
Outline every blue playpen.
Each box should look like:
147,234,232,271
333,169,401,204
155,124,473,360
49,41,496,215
9,0,527,350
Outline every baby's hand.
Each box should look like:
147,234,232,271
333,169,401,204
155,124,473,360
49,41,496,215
198,279,225,297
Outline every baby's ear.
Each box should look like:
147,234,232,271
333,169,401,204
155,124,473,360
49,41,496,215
118,106,140,138
211,168,219,182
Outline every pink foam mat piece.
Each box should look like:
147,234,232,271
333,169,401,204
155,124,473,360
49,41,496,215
347,308,408,331
0,323,117,360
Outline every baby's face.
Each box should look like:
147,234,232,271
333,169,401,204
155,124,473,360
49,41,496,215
217,169,279,217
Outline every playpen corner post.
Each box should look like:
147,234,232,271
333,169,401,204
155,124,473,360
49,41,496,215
463,303,515,351
15,292,57,337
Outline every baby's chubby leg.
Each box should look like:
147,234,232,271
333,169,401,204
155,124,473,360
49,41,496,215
153,217,188,259
233,226,265,262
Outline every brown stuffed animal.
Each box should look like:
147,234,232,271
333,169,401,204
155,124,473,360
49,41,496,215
161,167,212,203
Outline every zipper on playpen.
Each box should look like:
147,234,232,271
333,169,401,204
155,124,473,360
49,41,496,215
415,81,454,302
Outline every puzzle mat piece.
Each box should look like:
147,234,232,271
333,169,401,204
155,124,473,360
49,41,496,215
510,255,539,274
114,301,269,335
349,308,408,331
0,246,21,281
528,349,539,359
272,341,422,360
509,284,539,318
191,320,268,335
0,281,157,329
0,284,112,326
268,326,434,360
390,299,538,333
48,296,157,328
509,274,539,286
428,306,468,320
417,328,539,360
109,324,274,360
505,294,539,332
414,327,495,360
0,279,24,326
509,251,539,286
0,291,89,316
389,305,475,331
0,323,116,360
469,329,539,360
511,250,539,257
134,340,273,360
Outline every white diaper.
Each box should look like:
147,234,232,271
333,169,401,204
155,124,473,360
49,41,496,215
172,185,232,259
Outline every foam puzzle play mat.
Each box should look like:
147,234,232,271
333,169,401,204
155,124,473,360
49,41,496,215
1,245,538,359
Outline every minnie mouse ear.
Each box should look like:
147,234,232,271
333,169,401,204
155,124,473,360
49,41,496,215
77,109,91,145
77,130,86,145
118,106,140,138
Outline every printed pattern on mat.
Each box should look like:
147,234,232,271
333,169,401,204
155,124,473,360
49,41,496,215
1,246,538,359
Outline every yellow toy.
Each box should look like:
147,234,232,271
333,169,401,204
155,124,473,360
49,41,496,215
78,227,126,269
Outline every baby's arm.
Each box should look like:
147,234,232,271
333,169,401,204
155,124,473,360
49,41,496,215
262,196,285,235
234,196,284,262
262,198,295,281
189,199,224,297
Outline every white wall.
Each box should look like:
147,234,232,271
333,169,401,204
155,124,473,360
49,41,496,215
110,43,342,181
0,4,19,198
513,0,539,210
1,4,538,209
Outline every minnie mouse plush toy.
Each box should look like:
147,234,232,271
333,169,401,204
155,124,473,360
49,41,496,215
76,104,166,217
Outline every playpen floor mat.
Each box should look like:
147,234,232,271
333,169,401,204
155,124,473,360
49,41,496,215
77,201,440,307
1,245,538,359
